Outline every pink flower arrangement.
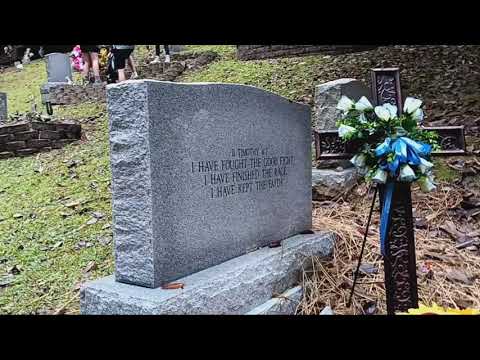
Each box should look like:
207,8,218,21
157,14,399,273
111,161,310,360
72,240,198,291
71,45,84,72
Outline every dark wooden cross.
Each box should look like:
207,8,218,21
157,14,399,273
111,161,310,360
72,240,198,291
313,68,467,315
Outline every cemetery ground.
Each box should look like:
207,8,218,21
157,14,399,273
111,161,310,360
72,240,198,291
0,45,480,314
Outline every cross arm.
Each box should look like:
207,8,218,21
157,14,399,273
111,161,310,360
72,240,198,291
313,126,466,160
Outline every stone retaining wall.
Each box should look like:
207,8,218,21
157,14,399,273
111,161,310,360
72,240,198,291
236,45,377,60
40,51,219,107
40,83,106,106
0,121,81,158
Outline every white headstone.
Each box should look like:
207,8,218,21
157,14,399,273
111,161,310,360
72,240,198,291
45,53,73,83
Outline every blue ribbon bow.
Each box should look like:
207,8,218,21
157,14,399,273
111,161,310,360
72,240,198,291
374,136,432,256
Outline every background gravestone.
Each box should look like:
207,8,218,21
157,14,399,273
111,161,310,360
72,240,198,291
45,53,73,83
0,92,6,122
170,45,186,54
108,80,312,288
311,79,370,199
313,78,371,132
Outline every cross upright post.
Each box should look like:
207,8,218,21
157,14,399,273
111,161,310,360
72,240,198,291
371,68,418,314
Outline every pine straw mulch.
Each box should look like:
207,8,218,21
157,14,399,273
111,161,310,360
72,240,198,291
297,172,480,315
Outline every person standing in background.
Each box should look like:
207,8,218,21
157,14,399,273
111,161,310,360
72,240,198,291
128,54,139,79
79,45,101,84
151,45,170,64
111,45,135,83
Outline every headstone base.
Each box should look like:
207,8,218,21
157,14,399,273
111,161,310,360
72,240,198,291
80,232,334,315
245,286,303,315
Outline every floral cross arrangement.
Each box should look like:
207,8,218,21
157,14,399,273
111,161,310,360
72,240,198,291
336,95,439,192
336,95,439,256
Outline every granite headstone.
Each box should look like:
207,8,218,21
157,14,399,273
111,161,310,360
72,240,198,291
313,78,371,132
0,92,6,122
170,45,186,54
45,53,73,83
107,80,312,288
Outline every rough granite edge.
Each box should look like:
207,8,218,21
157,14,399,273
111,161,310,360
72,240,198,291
109,80,310,113
80,232,335,315
107,82,155,287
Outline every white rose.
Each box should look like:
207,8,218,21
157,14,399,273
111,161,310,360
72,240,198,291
383,103,398,118
418,157,433,174
338,124,357,139
358,166,370,177
411,108,424,123
418,175,436,192
355,96,373,112
399,164,416,182
374,105,391,121
403,97,422,114
350,153,366,168
372,168,388,184
336,95,355,112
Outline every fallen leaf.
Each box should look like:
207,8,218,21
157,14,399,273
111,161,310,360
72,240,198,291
415,217,428,229
66,159,82,168
439,221,469,242
445,269,475,285
53,308,67,315
422,251,460,265
98,237,112,246
320,306,335,315
73,282,82,291
8,265,22,275
86,218,98,225
74,241,92,250
83,261,97,274
65,200,81,208
161,282,185,290
461,198,480,209
359,263,378,275
362,301,377,315
92,212,105,219
51,241,63,250
0,275,14,287
13,213,23,219
268,241,281,248
455,298,474,309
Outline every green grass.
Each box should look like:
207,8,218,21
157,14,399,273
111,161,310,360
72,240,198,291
0,102,112,314
0,60,47,114
184,45,236,59
180,49,327,105
0,58,113,313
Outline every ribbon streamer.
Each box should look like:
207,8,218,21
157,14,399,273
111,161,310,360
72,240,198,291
379,181,395,256
375,137,432,256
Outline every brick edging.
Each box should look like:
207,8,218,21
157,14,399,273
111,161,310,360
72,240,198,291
0,121,81,159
